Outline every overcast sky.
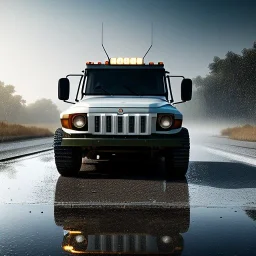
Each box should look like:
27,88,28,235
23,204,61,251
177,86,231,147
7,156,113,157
0,0,255,109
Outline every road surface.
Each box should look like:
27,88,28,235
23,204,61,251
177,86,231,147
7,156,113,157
0,137,53,161
0,131,255,255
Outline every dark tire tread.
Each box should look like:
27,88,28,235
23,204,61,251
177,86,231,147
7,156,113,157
165,128,190,178
54,128,82,177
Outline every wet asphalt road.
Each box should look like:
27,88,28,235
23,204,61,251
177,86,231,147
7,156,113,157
0,137,53,161
0,132,255,255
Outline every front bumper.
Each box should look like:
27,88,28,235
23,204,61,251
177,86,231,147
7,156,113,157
61,137,183,147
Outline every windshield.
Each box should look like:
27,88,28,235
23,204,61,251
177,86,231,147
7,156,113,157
84,69,166,96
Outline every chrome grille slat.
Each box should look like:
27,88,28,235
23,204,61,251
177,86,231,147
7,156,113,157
100,235,106,251
112,235,118,252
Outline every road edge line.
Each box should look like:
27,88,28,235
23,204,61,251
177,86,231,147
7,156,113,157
0,148,53,162
204,146,256,167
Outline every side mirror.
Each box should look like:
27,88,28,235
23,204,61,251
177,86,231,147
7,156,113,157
58,78,70,100
181,79,192,102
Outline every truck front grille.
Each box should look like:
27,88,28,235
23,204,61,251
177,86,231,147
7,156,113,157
92,114,151,135
87,234,149,253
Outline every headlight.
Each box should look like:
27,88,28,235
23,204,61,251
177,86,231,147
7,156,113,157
72,115,86,129
161,236,172,244
158,115,173,129
75,235,85,243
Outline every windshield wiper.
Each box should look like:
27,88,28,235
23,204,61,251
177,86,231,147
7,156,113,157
122,85,140,95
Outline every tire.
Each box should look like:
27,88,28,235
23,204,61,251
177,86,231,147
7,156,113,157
53,128,82,177
165,128,190,179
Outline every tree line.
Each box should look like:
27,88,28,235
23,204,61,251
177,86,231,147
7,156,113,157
178,42,256,123
0,81,60,124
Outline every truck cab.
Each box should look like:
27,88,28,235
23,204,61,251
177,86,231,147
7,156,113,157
54,57,192,178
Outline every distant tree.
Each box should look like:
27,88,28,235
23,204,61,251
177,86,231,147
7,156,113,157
178,42,256,123
25,98,60,124
0,81,26,122
0,81,60,124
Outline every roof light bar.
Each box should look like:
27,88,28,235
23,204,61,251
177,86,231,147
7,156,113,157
86,59,164,66
117,58,123,65
110,58,116,65
110,57,144,65
130,58,136,65
124,58,129,64
136,58,143,65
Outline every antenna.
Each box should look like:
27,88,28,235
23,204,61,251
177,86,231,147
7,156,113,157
102,23,110,61
143,23,153,61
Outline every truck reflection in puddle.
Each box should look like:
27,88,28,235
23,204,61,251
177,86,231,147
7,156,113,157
54,176,190,255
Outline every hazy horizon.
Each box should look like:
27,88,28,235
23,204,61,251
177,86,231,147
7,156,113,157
0,0,255,110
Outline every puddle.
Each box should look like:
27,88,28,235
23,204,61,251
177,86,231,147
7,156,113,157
0,204,255,255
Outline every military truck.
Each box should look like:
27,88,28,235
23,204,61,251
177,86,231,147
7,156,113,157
54,57,192,178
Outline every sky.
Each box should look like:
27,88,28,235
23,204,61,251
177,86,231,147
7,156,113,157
0,0,255,110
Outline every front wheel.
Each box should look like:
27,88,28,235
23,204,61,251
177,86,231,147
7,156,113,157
53,128,82,177
165,128,190,179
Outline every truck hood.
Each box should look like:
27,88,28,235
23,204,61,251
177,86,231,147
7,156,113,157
71,96,169,108
61,96,182,117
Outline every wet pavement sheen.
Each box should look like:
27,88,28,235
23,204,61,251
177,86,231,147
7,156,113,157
0,137,256,255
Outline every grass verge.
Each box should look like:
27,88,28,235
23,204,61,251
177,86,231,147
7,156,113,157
221,124,256,142
0,122,53,138
22,123,60,133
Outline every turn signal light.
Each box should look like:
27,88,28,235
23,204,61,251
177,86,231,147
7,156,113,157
68,231,82,234
172,119,182,129
63,246,74,251
61,114,71,129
